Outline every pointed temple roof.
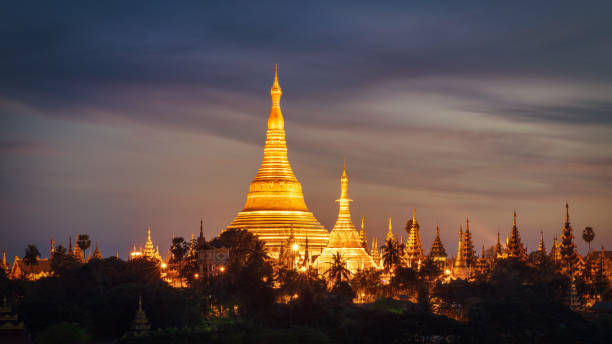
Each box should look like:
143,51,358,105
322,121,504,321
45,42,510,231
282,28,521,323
453,225,470,279
386,217,394,242
359,216,367,249
91,241,102,260
226,68,329,256
314,164,376,273
550,236,562,261
462,218,476,266
506,211,527,259
405,209,425,267
559,203,578,267
429,226,447,259
537,230,546,254
73,233,84,262
495,232,503,258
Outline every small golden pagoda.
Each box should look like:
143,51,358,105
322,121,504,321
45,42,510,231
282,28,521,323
405,209,425,268
452,225,470,279
314,164,377,274
226,67,329,256
428,226,447,268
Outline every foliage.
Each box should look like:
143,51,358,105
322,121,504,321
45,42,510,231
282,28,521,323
583,226,595,251
34,322,91,344
381,239,402,272
23,244,41,276
322,252,350,286
77,234,92,258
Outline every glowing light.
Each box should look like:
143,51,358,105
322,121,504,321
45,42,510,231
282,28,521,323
194,273,199,279
293,293,299,299
292,243,299,252
219,266,225,273
161,263,167,269
445,269,451,275
300,266,307,272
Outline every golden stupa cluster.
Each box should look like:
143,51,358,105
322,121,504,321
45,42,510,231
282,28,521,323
222,68,601,279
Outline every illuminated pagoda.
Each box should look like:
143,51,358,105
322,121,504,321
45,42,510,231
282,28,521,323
91,241,103,260
73,233,85,263
371,238,381,266
559,203,578,268
386,217,394,243
452,226,470,279
462,218,476,267
314,164,376,274
1,250,8,273
225,67,329,257
550,236,562,262
359,217,368,249
475,244,490,274
428,226,447,268
537,231,546,257
404,209,425,268
494,232,503,259
130,227,163,262
505,211,527,260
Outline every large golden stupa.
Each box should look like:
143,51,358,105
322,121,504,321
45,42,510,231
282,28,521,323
314,164,377,274
225,67,329,257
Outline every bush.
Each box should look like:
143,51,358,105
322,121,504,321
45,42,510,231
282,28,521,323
34,322,91,344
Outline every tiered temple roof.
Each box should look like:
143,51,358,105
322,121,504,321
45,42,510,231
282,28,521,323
404,209,424,268
359,217,368,249
452,225,469,279
91,241,103,260
537,231,546,256
505,211,527,259
429,226,447,268
314,165,376,273
386,217,394,242
559,203,578,268
550,236,562,261
463,218,476,267
225,68,329,256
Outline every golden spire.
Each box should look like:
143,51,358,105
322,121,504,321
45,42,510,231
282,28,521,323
413,208,417,222
226,68,328,256
466,217,470,231
386,217,394,241
565,202,570,223
513,210,517,227
268,64,284,130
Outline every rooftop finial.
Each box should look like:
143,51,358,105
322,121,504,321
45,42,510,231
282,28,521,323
513,210,517,227
466,217,470,231
565,202,570,223
268,65,284,129
412,208,417,222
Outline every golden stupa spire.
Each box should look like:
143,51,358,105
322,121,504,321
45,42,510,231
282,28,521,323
513,210,517,227
314,163,376,271
565,202,570,223
386,217,394,241
226,67,329,256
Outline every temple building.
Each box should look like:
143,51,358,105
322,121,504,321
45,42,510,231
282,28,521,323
225,68,329,257
404,209,424,268
314,165,377,274
550,236,562,262
504,211,527,260
428,226,447,268
371,238,381,267
91,242,103,260
129,227,163,263
559,203,579,269
474,244,490,274
537,231,546,256
494,232,503,259
452,226,470,279
359,217,368,250
129,296,151,336
462,218,476,267
386,217,394,243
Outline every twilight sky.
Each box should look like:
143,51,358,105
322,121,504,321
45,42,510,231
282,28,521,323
1,1,611,260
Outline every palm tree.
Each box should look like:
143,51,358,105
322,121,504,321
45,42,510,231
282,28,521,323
381,238,402,272
247,240,269,266
324,252,351,286
77,234,92,259
23,244,41,278
583,227,595,253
